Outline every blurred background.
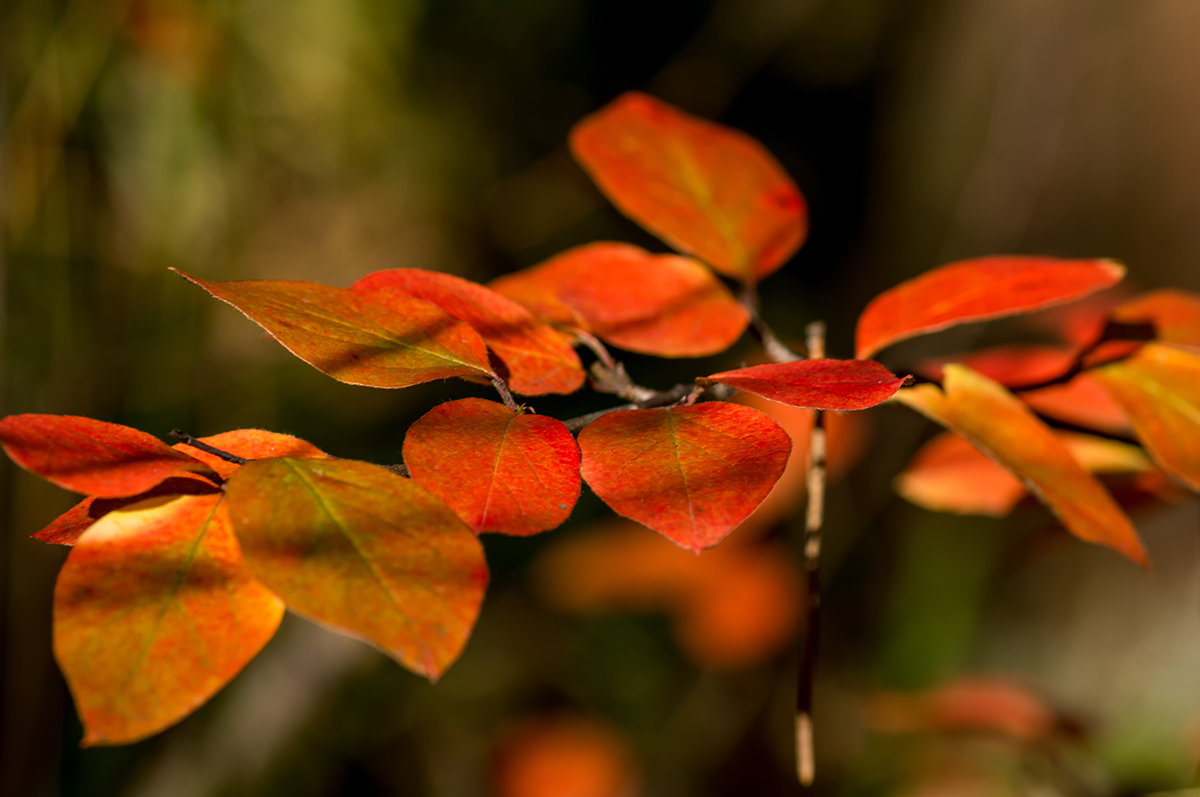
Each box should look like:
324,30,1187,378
3,0,1200,794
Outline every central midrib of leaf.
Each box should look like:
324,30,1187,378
664,136,748,278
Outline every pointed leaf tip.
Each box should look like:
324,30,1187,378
856,256,1126,358
578,402,791,550
704,359,904,410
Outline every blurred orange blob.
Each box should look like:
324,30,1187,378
869,678,1057,743
493,715,638,797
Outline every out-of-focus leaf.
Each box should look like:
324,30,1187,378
54,494,284,745
577,402,790,550
403,398,580,535
224,458,487,678
493,242,749,357
1110,289,1200,348
351,269,584,395
1093,343,1200,491
0,414,213,497
897,431,1154,516
570,92,806,281
702,359,904,410
493,714,639,797
535,519,801,668
173,270,493,388
917,345,1077,387
870,678,1056,742
173,429,328,480
856,257,1126,358
895,366,1147,564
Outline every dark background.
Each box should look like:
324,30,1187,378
3,1,1199,794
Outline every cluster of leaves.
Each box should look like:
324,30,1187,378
2,92,1198,751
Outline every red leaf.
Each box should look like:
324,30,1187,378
173,428,328,480
1022,375,1130,433
54,494,284,745
703,359,904,410
351,269,584,395
856,257,1126,358
577,402,791,550
870,678,1056,742
33,476,221,546
493,242,749,357
1110,289,1200,348
917,345,1078,387
570,93,807,281
224,458,487,678
0,414,213,497
1092,343,1200,491
173,270,493,388
403,398,580,535
896,366,1147,564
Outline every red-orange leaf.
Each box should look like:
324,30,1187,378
351,269,584,395
224,458,487,678
0,414,213,497
54,493,284,745
174,270,492,388
570,93,807,281
1092,343,1200,491
702,359,904,410
895,365,1147,564
577,402,791,550
33,476,220,546
1110,289,1200,347
173,428,328,480
403,398,580,535
856,257,1126,358
489,244,611,329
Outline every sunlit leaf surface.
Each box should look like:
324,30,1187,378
703,359,904,410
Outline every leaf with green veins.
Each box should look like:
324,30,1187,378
53,493,284,745
577,403,791,551
224,457,487,678
173,270,493,388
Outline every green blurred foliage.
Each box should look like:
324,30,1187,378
3,1,1199,795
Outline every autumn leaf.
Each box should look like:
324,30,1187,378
570,92,806,282
54,493,284,745
1109,289,1200,348
870,678,1056,742
492,242,749,358
351,269,584,395
224,458,487,678
856,257,1126,358
0,414,214,498
702,359,904,410
895,365,1147,564
896,430,1154,516
33,476,221,546
172,428,328,480
577,402,791,550
403,398,581,535
173,270,493,388
493,714,639,797
1092,343,1200,491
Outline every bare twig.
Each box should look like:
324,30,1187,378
170,429,248,465
491,376,523,413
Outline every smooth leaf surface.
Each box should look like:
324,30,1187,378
702,359,904,410
224,458,487,678
173,428,328,480
577,402,791,550
352,269,584,395
404,398,581,535
856,257,1125,358
34,476,220,546
492,242,749,357
1093,343,1200,490
1110,289,1200,347
174,270,493,388
895,366,1147,564
54,494,284,745
0,414,213,497
570,92,806,281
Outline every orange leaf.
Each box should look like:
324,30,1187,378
870,678,1056,742
224,458,487,678
1092,343,1200,491
895,366,1147,564
53,493,284,745
0,414,213,497
577,402,791,550
493,242,749,357
493,714,639,797
173,428,328,480
703,359,904,410
351,269,584,395
1110,289,1200,348
570,92,807,281
403,398,580,535
917,345,1078,387
33,476,220,546
174,270,492,388
856,257,1125,358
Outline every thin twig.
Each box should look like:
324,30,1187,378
561,382,701,432
491,376,522,413
170,429,248,465
796,321,827,788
